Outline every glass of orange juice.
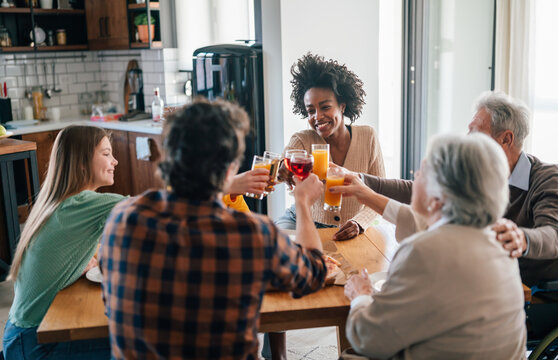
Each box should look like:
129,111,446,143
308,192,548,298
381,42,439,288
324,167,344,211
245,155,271,200
312,144,329,181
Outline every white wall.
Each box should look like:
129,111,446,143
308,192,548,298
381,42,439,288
262,0,381,217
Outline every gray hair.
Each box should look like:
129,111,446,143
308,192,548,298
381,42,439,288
474,91,530,149
424,133,509,228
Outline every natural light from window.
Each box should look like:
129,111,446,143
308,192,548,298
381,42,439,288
531,0,558,163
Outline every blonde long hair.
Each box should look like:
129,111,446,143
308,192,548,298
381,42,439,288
8,125,109,280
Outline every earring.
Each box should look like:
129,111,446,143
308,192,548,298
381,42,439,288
427,206,432,212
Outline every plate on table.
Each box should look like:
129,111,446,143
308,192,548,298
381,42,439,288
368,271,388,293
85,266,102,283
0,131,14,139
5,120,39,128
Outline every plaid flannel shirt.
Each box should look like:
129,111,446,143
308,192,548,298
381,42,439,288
99,190,326,359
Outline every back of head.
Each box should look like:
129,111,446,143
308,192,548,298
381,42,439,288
474,91,530,149
8,125,108,280
290,53,366,122
159,98,249,200
425,133,509,228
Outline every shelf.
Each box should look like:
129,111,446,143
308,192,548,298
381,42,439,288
130,41,162,49
0,8,84,15
128,2,159,11
1,44,88,53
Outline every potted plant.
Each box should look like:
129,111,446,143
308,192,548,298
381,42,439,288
134,13,155,43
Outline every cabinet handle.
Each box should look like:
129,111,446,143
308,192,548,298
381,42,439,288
99,17,104,37
105,16,110,37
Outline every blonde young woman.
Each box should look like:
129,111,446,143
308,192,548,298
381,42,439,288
3,125,125,359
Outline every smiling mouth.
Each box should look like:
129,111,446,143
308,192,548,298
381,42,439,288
315,122,331,131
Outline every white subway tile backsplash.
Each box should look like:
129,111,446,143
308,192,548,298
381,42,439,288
6,65,23,76
59,74,77,85
60,94,78,105
2,48,185,120
77,73,94,83
86,82,101,92
67,63,85,73
69,83,87,93
85,62,100,72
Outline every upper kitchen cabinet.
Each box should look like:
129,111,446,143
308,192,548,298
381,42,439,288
128,1,161,49
0,6,88,53
85,0,128,50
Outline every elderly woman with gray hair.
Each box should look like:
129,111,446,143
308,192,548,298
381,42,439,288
330,133,526,359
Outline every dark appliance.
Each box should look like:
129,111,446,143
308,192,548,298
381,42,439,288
127,68,145,112
193,43,266,213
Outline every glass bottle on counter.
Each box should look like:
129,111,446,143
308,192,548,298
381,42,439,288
151,87,164,122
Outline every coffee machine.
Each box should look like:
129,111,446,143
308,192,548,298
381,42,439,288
122,67,150,121
127,68,144,112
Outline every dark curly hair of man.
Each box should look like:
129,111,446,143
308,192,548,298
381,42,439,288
159,98,249,200
290,53,366,123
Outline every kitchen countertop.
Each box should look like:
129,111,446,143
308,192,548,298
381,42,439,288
7,118,164,136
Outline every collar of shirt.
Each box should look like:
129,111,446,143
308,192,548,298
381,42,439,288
428,216,450,231
508,151,531,191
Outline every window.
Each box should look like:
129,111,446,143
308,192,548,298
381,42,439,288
530,0,558,163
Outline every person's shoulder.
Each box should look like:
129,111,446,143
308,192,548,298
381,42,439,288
351,124,377,136
527,153,558,187
226,210,280,236
291,129,322,142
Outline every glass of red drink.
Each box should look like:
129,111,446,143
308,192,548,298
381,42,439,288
284,149,307,173
290,153,314,180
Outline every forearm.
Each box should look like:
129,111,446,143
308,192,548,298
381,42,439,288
360,188,390,216
361,174,413,204
296,201,323,252
521,226,558,259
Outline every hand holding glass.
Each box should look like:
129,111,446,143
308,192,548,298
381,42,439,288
263,151,282,194
245,155,271,200
324,167,345,211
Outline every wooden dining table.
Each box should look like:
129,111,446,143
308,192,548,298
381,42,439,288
37,227,391,354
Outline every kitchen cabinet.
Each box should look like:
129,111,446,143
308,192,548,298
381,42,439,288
127,1,162,49
21,129,59,184
0,7,88,53
127,131,164,194
85,0,128,50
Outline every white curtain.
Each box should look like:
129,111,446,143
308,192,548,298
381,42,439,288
494,0,535,150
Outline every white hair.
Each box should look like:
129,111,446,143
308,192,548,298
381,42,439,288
474,91,530,149
424,133,509,228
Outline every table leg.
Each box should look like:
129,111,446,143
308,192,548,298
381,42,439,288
336,322,351,356
0,160,19,258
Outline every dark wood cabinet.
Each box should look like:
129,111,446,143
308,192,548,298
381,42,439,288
127,131,164,195
85,0,128,50
21,130,59,184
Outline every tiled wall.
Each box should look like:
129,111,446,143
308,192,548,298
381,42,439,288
0,48,188,120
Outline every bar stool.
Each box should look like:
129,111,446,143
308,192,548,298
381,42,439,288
0,138,40,280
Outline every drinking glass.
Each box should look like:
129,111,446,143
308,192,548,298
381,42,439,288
263,151,282,194
290,153,314,180
284,149,307,173
324,167,345,211
311,144,330,181
245,155,271,200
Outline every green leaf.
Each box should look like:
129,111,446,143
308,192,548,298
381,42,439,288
134,13,156,26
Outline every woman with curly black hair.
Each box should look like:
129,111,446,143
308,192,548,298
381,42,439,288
276,53,385,241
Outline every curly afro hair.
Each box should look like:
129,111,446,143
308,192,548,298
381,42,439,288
290,53,366,123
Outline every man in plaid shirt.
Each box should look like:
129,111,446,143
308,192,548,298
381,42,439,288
99,98,327,359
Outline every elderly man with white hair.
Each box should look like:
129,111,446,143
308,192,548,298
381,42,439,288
330,133,526,359
361,91,558,287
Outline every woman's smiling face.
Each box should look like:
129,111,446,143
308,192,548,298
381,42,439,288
304,87,346,139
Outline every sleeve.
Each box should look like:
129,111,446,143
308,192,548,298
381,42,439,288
222,194,251,213
345,240,445,358
350,127,386,229
86,192,127,229
521,174,558,259
361,174,413,204
394,203,426,242
267,222,327,297
284,133,308,153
